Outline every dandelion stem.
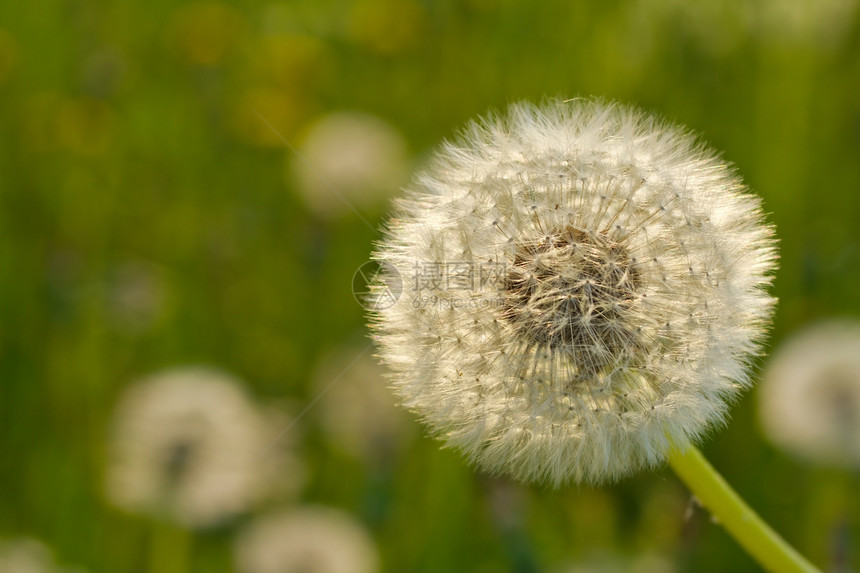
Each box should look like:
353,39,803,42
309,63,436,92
667,441,819,573
150,521,190,573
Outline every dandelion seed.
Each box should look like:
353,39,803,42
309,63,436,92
369,99,777,486
234,506,379,573
105,367,304,527
758,320,860,467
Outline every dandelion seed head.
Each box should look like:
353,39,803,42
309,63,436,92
758,320,860,467
291,111,410,219
105,367,304,527
369,99,776,485
312,345,416,464
0,538,84,573
234,506,379,573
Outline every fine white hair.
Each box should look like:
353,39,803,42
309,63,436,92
370,99,777,486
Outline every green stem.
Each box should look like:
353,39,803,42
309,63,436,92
667,441,819,573
150,520,191,573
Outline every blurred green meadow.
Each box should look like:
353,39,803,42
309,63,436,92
1,0,859,571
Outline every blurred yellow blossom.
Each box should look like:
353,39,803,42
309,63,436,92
19,94,114,155
0,29,18,84
348,0,426,54
232,87,311,147
20,92,63,152
55,97,115,155
247,34,330,89
167,2,245,66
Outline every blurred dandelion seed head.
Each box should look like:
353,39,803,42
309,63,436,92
758,0,859,47
105,367,304,527
234,506,379,573
105,260,167,333
0,538,84,573
759,320,860,467
312,345,415,463
369,99,777,485
290,112,410,219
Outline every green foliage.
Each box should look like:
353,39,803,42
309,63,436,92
0,0,858,571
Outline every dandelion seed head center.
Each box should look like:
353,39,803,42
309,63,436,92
163,438,196,487
501,225,641,358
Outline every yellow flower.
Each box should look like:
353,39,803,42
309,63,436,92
167,2,245,66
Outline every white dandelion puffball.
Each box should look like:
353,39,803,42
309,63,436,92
312,344,415,463
0,538,84,573
291,111,410,219
759,321,860,467
234,506,379,573
370,99,777,486
105,367,304,527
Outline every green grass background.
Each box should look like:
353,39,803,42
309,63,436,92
0,0,859,571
